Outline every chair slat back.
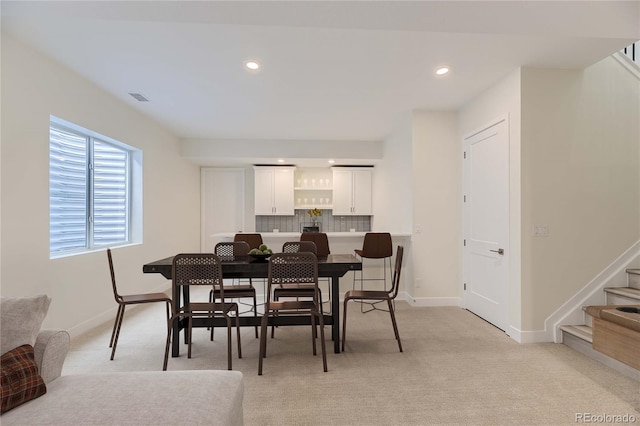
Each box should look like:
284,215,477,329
282,241,317,254
390,246,404,298
107,248,122,302
215,241,250,260
173,253,225,299
360,232,393,258
300,233,330,257
233,233,263,250
267,252,318,302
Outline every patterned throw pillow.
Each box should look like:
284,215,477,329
1,345,47,413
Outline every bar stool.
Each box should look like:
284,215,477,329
353,232,393,313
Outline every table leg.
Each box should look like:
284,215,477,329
331,274,340,353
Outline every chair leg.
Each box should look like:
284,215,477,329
341,298,349,352
163,314,176,371
225,315,232,370
187,316,193,359
317,310,328,372
253,295,259,338
387,299,403,352
311,309,317,356
110,304,126,360
109,304,124,348
235,310,242,360
258,312,270,375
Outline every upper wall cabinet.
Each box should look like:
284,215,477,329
254,166,295,215
332,167,373,215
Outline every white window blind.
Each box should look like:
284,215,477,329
50,121,132,256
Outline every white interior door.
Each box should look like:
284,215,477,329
201,168,245,251
462,117,510,331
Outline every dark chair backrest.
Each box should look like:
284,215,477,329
361,232,393,259
215,241,250,260
107,249,122,302
173,253,226,299
233,233,263,250
267,252,318,303
282,241,317,254
390,246,404,298
300,233,330,257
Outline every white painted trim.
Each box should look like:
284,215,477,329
508,326,550,343
404,293,460,307
613,52,640,80
546,240,640,343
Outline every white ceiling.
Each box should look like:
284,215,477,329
2,1,639,145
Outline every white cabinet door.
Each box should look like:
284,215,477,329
352,169,372,215
254,168,275,215
332,168,372,215
254,167,295,216
332,169,353,215
272,167,294,215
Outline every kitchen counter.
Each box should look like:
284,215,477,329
212,232,411,239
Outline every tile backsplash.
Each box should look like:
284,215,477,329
256,210,371,233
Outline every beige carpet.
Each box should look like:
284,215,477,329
64,295,639,425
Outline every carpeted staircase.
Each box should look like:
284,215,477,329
560,269,640,379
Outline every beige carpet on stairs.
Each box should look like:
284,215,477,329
63,293,639,425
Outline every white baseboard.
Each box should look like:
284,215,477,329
546,240,640,343
67,284,171,340
403,293,460,307
508,326,550,343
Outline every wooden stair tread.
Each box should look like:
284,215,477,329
560,324,593,343
603,287,640,300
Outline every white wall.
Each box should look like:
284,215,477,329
520,58,640,330
411,111,460,305
0,35,201,335
458,68,523,332
375,112,413,233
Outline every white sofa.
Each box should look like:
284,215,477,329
1,296,244,425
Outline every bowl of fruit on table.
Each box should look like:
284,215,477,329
249,244,273,261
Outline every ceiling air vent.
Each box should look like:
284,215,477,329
128,93,149,102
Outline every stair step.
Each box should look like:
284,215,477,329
604,286,640,304
627,268,640,289
560,324,593,343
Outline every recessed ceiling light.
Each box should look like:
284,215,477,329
328,159,335,164
245,61,260,70
435,66,450,76
277,159,285,163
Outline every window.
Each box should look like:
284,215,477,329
49,117,142,257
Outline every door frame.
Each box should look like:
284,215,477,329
461,114,512,334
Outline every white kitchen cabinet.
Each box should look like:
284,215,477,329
254,166,295,215
332,167,372,215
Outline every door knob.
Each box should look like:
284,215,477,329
490,248,504,255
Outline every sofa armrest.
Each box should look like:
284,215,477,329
34,330,70,384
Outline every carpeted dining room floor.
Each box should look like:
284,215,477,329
63,290,639,426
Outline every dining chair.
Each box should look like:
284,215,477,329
342,245,404,352
163,253,241,371
233,233,266,302
271,241,320,338
353,232,393,313
107,248,172,363
233,233,263,250
300,232,331,303
212,241,259,338
259,252,327,375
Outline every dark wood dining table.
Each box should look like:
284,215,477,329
143,253,361,355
